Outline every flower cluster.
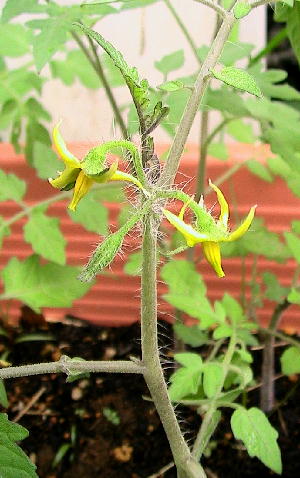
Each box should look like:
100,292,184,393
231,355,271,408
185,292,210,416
163,180,256,278
49,123,145,211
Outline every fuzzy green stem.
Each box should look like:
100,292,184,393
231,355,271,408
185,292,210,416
0,360,144,380
158,12,236,188
72,31,129,140
141,216,205,478
195,110,209,202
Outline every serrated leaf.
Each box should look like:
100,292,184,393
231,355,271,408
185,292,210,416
155,50,184,76
51,50,100,89
207,143,228,160
284,231,300,263
211,67,262,97
203,363,223,398
124,251,142,275
161,260,215,326
68,194,108,235
24,212,66,265
213,324,233,339
169,353,203,401
280,346,300,374
233,2,251,18
0,24,29,57
174,323,209,347
2,256,91,312
0,413,38,478
246,159,273,182
231,407,282,474
221,293,244,323
31,17,71,71
0,170,26,202
32,142,61,179
263,272,288,302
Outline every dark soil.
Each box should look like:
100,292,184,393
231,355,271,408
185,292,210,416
0,306,299,478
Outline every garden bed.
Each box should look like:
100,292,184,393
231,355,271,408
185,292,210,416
1,308,299,478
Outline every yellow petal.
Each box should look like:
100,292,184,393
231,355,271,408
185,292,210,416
162,209,208,247
209,179,229,228
110,169,149,195
68,170,93,211
49,166,81,190
202,241,225,278
226,205,257,242
53,122,80,167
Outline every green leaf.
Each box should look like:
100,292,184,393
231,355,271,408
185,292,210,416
202,87,249,116
158,80,185,92
32,142,61,179
155,50,184,76
211,67,262,97
231,407,282,474
124,251,142,276
0,380,8,408
284,231,300,263
220,42,254,66
161,260,215,326
281,346,300,374
68,194,108,235
227,119,254,143
0,413,38,478
213,324,233,339
203,363,223,398
24,211,66,265
246,159,273,182
287,2,300,66
207,143,228,161
221,293,244,323
249,65,300,100
25,120,51,164
1,0,43,22
2,256,91,312
174,323,209,347
51,50,100,89
169,353,203,401
263,272,288,302
52,443,71,468
0,24,29,57
0,170,26,202
287,287,300,304
233,2,251,19
31,17,72,71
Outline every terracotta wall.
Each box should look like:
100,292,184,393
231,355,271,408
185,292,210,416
0,143,299,331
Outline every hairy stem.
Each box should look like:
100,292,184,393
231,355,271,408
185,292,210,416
0,360,144,379
141,216,205,478
195,110,209,202
72,31,129,140
159,12,236,188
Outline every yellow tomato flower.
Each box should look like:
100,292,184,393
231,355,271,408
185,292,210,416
163,180,256,278
49,123,146,211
